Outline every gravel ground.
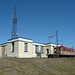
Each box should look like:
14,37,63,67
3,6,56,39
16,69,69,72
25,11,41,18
0,58,75,75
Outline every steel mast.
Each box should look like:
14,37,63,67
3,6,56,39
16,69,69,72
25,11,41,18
11,4,18,38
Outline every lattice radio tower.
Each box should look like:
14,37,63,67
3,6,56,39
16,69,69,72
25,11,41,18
11,4,18,38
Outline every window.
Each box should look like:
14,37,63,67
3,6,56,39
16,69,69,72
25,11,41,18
61,48,64,51
68,49,70,52
72,50,74,52
12,42,14,52
64,48,65,51
24,43,28,52
41,46,44,54
47,49,49,54
35,45,38,53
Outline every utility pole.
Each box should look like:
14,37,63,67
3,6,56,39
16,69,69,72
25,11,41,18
56,31,59,58
49,36,51,54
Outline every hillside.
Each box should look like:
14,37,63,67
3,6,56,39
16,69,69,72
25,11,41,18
0,58,75,75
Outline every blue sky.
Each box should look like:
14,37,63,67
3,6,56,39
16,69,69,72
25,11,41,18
0,0,75,48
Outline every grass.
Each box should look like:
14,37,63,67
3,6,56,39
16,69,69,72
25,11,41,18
0,58,75,75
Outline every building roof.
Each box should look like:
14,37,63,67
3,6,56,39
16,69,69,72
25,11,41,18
8,37,33,41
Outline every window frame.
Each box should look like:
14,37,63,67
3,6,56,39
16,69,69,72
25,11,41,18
35,45,39,53
24,43,28,52
41,46,44,54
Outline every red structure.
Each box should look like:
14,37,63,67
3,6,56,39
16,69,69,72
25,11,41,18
54,46,75,57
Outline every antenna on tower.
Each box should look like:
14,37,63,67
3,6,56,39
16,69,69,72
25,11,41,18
11,4,18,38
